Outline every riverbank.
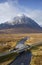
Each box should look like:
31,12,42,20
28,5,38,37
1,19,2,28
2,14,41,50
30,44,42,65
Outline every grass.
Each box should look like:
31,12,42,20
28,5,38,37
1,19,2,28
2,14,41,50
0,52,19,65
30,55,42,65
30,44,42,65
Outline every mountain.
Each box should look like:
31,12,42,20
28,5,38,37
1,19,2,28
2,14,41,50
40,25,42,27
0,14,42,33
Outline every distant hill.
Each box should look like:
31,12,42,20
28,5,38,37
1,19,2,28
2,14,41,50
0,14,42,33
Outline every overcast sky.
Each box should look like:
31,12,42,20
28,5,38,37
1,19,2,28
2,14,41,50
0,0,42,25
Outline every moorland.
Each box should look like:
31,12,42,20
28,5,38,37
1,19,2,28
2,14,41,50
0,33,42,65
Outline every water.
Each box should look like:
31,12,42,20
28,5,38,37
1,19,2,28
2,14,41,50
9,51,32,65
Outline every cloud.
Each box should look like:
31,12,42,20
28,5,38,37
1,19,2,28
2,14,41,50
0,1,20,23
0,0,42,25
0,2,13,23
25,10,42,25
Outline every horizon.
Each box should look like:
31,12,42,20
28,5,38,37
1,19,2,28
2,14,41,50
0,0,42,25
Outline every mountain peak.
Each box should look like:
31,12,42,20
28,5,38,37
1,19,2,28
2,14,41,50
17,14,26,17
5,14,26,25
6,14,28,25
